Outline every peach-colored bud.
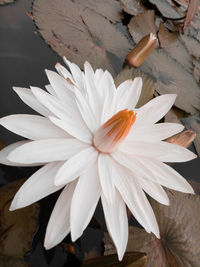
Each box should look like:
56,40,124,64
94,109,136,153
126,33,158,67
166,130,196,148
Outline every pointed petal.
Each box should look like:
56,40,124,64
135,94,176,127
8,139,89,164
70,163,101,241
120,140,197,162
98,154,115,203
138,177,169,206
0,115,70,140
45,84,56,96
0,141,42,166
55,62,73,81
116,77,142,111
55,147,98,185
101,190,128,261
44,181,77,249
128,123,184,142
112,161,160,238
10,162,64,211
137,157,194,194
13,87,52,117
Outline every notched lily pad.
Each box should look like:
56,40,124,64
0,178,39,266
33,0,131,75
114,67,155,107
82,252,147,267
105,190,200,267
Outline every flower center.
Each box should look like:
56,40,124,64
93,109,136,153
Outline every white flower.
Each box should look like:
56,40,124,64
0,58,196,260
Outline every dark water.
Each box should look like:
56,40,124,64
0,1,199,266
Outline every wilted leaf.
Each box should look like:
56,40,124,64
33,0,131,75
183,0,198,31
82,252,147,267
120,0,145,16
114,67,155,107
181,113,200,155
105,190,200,267
166,130,196,148
0,179,39,266
128,10,157,43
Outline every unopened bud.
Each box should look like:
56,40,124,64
126,33,158,67
166,130,196,148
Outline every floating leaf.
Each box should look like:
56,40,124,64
120,0,145,16
82,252,147,267
181,113,200,155
164,107,186,123
157,23,177,48
114,67,155,107
105,190,200,267
0,179,39,266
33,0,131,75
148,0,184,18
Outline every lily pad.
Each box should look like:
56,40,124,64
82,252,147,267
114,67,155,107
0,179,39,267
104,190,200,267
33,0,131,75
148,0,184,18
120,0,145,16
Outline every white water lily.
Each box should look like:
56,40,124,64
0,58,196,260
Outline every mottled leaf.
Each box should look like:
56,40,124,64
33,0,131,75
82,252,147,267
114,67,155,107
0,179,39,266
105,190,200,267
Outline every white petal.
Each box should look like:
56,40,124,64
55,62,73,81
8,138,88,164
116,77,142,111
74,88,98,132
44,181,77,249
98,154,115,203
0,115,70,140
13,87,52,117
49,116,92,144
0,141,42,166
63,57,84,89
70,163,101,241
127,123,184,142
137,157,194,194
112,161,160,238
135,94,176,127
138,177,169,206
55,147,98,186
101,190,128,261
10,162,64,211
120,140,197,162
94,68,104,85
45,84,56,96
45,69,73,101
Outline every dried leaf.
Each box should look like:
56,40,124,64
166,129,196,147
181,113,200,155
120,0,145,16
82,252,147,267
164,107,186,124
148,0,184,18
128,10,157,43
0,179,39,266
114,67,155,107
189,180,200,194
105,190,200,267
158,23,177,48
33,0,131,75
183,0,198,31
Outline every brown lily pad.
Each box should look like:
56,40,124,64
114,67,155,107
105,190,200,267
0,179,39,267
33,0,131,75
82,252,147,267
